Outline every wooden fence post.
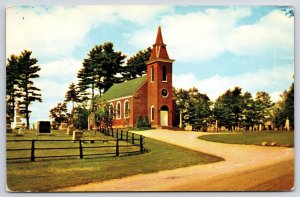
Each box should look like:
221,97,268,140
116,129,118,139
132,133,134,144
31,140,35,161
126,131,128,142
140,135,144,153
116,139,119,156
121,130,123,140
79,140,83,159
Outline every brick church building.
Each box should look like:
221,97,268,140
98,26,176,128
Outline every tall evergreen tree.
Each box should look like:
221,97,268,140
10,50,42,128
77,42,126,112
65,82,80,119
122,47,152,80
6,54,21,120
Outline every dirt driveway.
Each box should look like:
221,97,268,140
56,130,294,191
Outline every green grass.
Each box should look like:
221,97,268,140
199,131,294,147
7,129,222,192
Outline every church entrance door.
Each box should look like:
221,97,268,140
160,105,169,126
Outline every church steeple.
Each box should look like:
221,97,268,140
155,26,164,45
150,26,170,60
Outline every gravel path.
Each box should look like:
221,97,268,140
56,130,294,191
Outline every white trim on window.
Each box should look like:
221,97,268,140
124,100,129,118
150,105,154,122
151,66,154,83
162,65,167,82
109,103,114,117
116,101,121,119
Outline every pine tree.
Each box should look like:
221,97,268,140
16,50,42,128
122,47,152,80
6,54,22,120
77,43,126,112
65,82,80,119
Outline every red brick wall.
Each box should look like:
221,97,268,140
106,82,148,128
108,97,134,127
132,82,148,126
147,61,173,127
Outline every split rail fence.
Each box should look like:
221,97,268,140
7,128,145,162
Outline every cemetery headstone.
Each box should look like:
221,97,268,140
18,123,25,135
72,130,83,141
59,123,68,131
37,121,51,133
6,115,12,133
184,124,193,131
67,124,74,135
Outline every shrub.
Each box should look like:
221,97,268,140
143,115,150,128
136,115,143,128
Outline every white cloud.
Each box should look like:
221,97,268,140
226,10,294,57
129,8,293,63
6,5,173,59
173,64,293,102
39,58,82,83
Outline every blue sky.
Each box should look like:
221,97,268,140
6,5,294,125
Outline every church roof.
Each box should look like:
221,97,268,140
98,75,147,102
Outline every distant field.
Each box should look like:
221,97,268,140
199,131,294,147
7,129,222,192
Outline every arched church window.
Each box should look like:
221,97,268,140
151,66,154,82
151,105,154,121
109,103,114,117
116,101,121,119
124,100,129,118
162,66,167,82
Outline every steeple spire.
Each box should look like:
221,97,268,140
155,26,164,45
150,26,170,60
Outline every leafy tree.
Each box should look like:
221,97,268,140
96,102,114,130
49,102,69,126
241,92,256,130
17,50,42,128
77,43,126,112
173,87,212,129
188,87,212,129
254,91,273,125
122,47,152,80
6,54,22,120
273,83,294,129
282,83,294,128
65,82,80,119
73,104,89,130
214,87,243,131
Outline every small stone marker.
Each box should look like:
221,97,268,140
184,124,193,131
67,125,74,135
72,130,83,141
37,121,51,133
59,123,68,131
271,142,277,146
6,115,12,133
18,123,26,135
261,141,268,146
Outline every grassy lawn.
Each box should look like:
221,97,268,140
199,131,294,147
7,129,222,192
